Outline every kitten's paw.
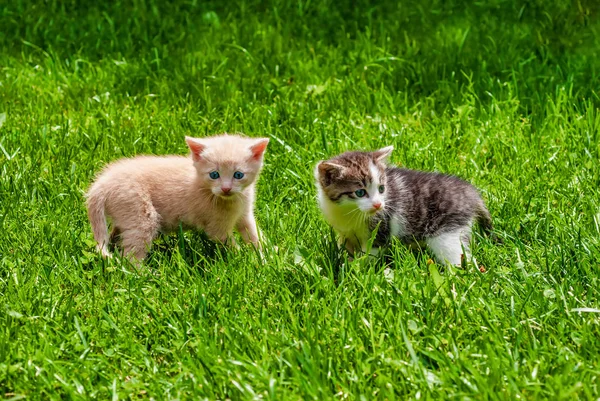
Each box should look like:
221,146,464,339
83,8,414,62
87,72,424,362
97,245,113,259
228,236,239,248
212,234,237,249
383,267,395,282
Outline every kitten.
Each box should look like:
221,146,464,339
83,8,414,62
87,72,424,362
86,134,269,262
315,146,495,266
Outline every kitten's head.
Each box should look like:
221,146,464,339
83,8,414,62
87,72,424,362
185,134,269,199
315,146,393,215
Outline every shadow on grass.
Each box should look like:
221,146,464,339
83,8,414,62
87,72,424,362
81,228,235,277
146,231,232,274
312,230,499,281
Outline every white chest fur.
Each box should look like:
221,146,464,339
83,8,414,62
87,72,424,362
317,190,371,252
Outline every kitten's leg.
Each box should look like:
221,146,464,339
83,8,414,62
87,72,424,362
426,228,470,266
121,230,154,261
340,236,354,255
235,213,261,248
343,241,380,260
204,226,236,247
362,234,381,257
341,238,356,262
119,208,160,263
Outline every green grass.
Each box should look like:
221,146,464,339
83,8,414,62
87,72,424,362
1,0,600,399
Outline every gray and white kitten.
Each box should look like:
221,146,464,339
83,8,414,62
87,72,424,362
315,146,495,265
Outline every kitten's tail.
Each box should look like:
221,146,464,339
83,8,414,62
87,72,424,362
86,185,111,257
476,205,503,244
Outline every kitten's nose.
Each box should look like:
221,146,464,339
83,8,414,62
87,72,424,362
372,201,382,210
221,187,232,194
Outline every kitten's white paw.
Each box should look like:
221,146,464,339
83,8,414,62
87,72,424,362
383,267,395,282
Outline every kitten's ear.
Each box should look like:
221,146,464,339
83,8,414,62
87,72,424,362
373,146,394,162
249,138,270,161
317,161,345,175
185,137,206,162
316,161,345,185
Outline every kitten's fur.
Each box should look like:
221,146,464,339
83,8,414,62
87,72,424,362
315,147,494,265
86,134,269,261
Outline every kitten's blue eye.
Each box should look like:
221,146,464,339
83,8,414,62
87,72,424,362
233,171,244,179
355,189,367,198
209,171,220,179
379,185,385,193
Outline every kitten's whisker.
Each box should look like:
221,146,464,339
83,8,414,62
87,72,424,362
348,209,369,229
345,209,359,228
343,208,360,217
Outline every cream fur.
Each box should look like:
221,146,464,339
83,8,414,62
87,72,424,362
86,134,268,262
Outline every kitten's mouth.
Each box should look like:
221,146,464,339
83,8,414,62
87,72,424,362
218,192,236,199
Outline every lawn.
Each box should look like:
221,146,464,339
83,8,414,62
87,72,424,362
1,0,600,399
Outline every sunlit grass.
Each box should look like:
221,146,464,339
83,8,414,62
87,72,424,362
1,0,599,399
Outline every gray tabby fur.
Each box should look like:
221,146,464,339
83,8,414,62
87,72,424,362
315,147,495,265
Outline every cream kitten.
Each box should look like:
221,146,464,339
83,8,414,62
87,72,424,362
86,134,269,262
